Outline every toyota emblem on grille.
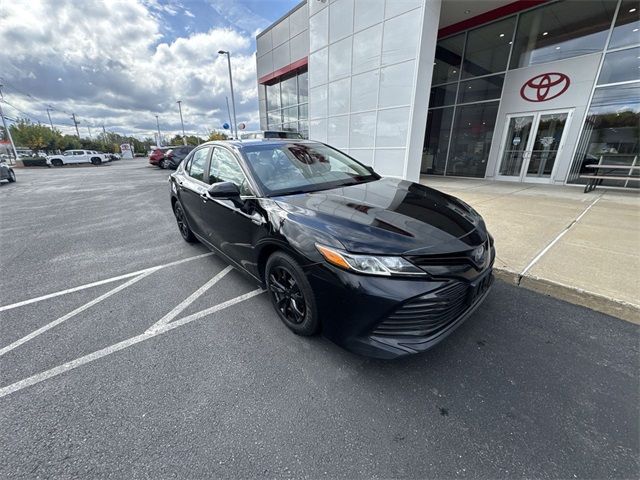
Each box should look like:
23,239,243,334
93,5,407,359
472,245,485,264
520,72,570,102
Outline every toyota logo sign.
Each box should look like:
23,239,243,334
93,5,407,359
520,72,570,102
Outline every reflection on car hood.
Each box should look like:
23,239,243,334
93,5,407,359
273,177,488,255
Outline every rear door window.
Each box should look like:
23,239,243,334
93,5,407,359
187,147,210,182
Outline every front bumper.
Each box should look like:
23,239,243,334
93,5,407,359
306,250,494,359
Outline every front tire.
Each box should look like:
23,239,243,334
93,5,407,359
159,159,166,169
91,157,101,165
51,159,63,167
7,170,16,182
266,252,319,336
173,201,197,243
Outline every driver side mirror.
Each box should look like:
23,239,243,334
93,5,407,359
207,181,240,199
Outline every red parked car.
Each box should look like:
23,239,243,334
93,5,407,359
148,147,172,167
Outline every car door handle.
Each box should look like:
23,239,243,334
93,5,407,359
200,192,208,201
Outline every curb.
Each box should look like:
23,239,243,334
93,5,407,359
494,267,640,324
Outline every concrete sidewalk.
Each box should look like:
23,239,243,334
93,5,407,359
420,176,640,323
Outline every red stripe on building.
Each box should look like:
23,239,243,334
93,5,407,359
258,57,308,85
438,0,549,38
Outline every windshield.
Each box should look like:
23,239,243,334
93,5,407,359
242,143,377,196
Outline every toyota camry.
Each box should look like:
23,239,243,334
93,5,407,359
169,140,494,359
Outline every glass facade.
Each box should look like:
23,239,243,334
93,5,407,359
424,0,640,185
422,12,513,177
566,1,640,189
265,68,309,137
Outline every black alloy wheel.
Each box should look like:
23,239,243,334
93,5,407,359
173,201,196,243
51,159,63,167
266,252,319,336
91,158,100,165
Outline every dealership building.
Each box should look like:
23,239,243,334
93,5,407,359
255,0,639,188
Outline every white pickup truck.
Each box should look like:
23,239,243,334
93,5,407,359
46,150,110,167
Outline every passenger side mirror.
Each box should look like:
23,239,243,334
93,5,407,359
207,181,240,199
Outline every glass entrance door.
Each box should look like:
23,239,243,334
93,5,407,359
497,109,572,182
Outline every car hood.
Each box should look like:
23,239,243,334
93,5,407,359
273,177,488,255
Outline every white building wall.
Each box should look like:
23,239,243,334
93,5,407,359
307,0,441,181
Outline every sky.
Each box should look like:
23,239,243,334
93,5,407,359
0,0,300,140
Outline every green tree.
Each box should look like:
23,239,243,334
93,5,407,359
208,131,228,141
9,119,61,152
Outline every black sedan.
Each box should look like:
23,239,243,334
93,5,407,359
169,140,494,358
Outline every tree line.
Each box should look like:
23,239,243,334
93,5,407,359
1,119,229,156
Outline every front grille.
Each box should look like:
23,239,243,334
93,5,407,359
372,281,469,338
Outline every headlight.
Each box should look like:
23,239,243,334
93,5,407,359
316,244,426,276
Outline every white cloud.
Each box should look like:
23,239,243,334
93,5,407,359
0,0,262,138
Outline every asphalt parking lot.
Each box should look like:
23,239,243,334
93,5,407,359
1,159,638,479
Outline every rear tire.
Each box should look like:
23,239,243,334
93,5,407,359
7,170,16,182
266,252,319,336
173,201,197,243
51,159,63,167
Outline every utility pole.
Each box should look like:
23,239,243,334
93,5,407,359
46,107,54,130
155,115,162,147
218,50,238,139
102,125,108,151
0,85,19,164
177,100,187,145
71,113,80,138
87,125,92,140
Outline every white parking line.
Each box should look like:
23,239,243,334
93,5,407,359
0,288,265,399
0,270,155,357
146,266,233,333
0,252,215,314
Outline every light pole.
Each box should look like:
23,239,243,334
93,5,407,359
155,115,162,147
176,100,187,145
218,50,238,140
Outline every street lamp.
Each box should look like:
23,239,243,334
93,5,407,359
218,50,238,140
176,100,187,145
155,115,162,147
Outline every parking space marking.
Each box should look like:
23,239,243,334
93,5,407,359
0,288,265,399
0,252,215,314
0,270,156,357
146,265,234,333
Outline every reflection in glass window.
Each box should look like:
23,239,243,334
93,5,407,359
280,75,298,107
208,148,248,193
568,83,640,187
298,71,308,103
457,75,504,104
432,34,464,85
598,47,640,85
609,0,640,49
266,83,280,111
447,102,499,177
188,147,209,182
421,107,453,175
462,17,515,78
429,83,457,108
510,0,616,69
